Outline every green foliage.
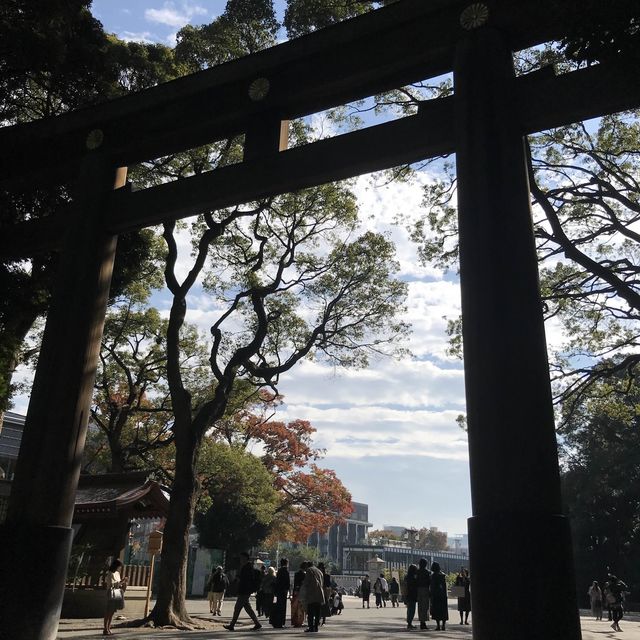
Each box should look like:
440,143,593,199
556,0,640,67
411,99,640,417
283,0,374,38
195,441,280,556
84,300,210,478
0,2,177,411
560,362,640,601
175,0,277,71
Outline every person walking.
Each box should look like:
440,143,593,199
455,567,471,625
103,559,128,636
291,562,307,628
606,574,628,632
379,573,388,607
373,575,384,608
416,558,431,629
360,575,371,609
588,580,603,621
270,558,290,628
208,566,229,616
404,564,419,630
223,552,262,632
389,576,400,607
430,561,448,631
302,562,325,633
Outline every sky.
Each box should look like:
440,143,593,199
14,1,474,537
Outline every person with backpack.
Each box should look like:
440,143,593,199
207,566,229,616
223,552,262,632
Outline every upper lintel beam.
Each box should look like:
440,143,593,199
0,0,563,184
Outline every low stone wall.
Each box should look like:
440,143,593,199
62,586,149,619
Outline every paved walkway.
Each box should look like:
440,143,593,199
56,596,640,639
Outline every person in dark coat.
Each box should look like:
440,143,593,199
416,558,431,629
389,577,400,607
360,575,371,609
455,567,471,625
430,561,448,631
404,564,418,630
270,558,290,628
223,552,262,632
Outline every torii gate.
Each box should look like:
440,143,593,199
0,1,638,638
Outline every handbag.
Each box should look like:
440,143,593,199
109,587,125,610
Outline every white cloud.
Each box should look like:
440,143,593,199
119,31,156,44
145,2,209,28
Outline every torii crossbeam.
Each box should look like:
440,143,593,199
1,1,638,638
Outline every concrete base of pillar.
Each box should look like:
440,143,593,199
0,523,73,640
468,513,581,640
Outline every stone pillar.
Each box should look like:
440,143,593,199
453,21,581,640
0,153,126,640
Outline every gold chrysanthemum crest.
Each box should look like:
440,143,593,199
85,129,104,150
248,77,270,101
460,3,489,30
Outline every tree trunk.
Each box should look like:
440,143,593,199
149,427,200,627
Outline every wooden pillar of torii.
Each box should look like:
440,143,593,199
0,1,638,638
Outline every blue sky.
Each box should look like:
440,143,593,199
69,1,475,536
91,1,282,45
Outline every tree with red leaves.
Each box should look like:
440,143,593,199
206,387,353,544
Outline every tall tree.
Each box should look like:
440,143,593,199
147,163,408,625
0,1,180,415
210,387,353,542
410,64,640,416
195,441,281,557
83,300,209,478
560,361,640,602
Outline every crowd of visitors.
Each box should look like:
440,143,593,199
108,551,636,635
205,554,472,633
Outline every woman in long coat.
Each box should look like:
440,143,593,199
455,567,471,625
429,561,449,631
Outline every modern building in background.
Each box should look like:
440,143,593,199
307,501,372,571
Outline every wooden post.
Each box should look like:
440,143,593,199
453,20,581,640
0,151,126,640
145,555,157,618
145,531,163,617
